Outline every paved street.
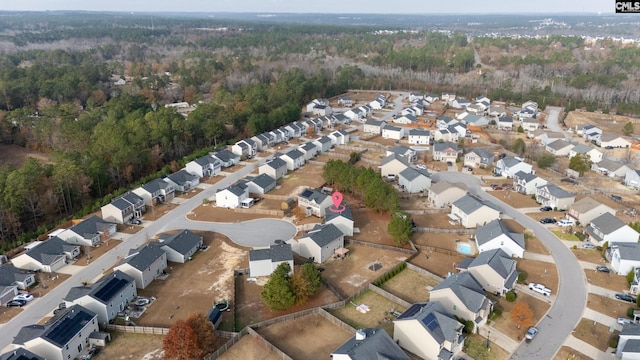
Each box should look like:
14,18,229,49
431,171,588,360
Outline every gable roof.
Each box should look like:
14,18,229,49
538,184,574,199
0,264,32,288
246,173,276,191
547,139,573,150
0,348,45,360
432,272,488,312
212,149,239,163
570,144,594,155
429,181,466,195
589,212,628,234
141,178,173,194
218,182,248,197
332,328,409,360
383,125,403,132
500,157,522,168
399,167,430,182
159,229,203,256
67,215,112,239
570,197,608,213
466,248,516,280
299,142,316,152
119,243,166,272
622,323,640,336
453,194,500,215
364,119,386,127
470,148,494,160
610,242,640,261
64,270,134,304
380,154,410,167
433,143,459,153
166,169,198,186
316,136,332,144
109,197,134,211
299,188,329,204
304,224,343,247
13,305,96,348
597,158,627,172
249,244,293,263
514,170,540,183
283,148,304,160
22,237,78,265
264,157,287,170
396,301,461,344
409,129,430,136
325,205,354,222
475,219,525,249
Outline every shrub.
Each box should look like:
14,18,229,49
517,271,528,283
488,306,503,322
505,290,517,302
628,307,636,318
609,335,620,349
575,232,585,241
629,269,636,286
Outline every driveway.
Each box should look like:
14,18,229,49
545,106,566,135
431,172,587,360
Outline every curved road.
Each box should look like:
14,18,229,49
432,172,587,360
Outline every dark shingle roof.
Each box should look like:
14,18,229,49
166,169,198,186
119,243,166,272
159,230,203,256
249,244,293,263
247,174,275,191
305,224,343,247
453,195,499,215
332,328,409,360
65,270,135,304
67,215,110,239
475,219,525,249
0,264,32,288
409,129,430,136
265,157,287,170
218,182,248,197
467,249,516,279
13,305,96,348
396,301,461,344
141,178,173,193
298,188,328,204
589,213,628,234
399,167,430,182
432,272,488,312
212,149,239,163
380,154,410,167
433,143,459,153
610,242,640,261
192,155,218,167
0,347,45,360
284,149,304,160
22,237,77,265
325,205,353,222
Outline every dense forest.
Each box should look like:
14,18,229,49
1,12,640,250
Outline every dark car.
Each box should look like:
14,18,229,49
446,161,453,166
539,218,556,224
540,206,553,212
6,299,26,307
605,146,614,149
611,195,623,202
615,293,636,303
596,266,611,273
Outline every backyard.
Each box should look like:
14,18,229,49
217,334,282,360
379,268,438,304
328,290,406,337
410,249,466,278
269,163,326,196
573,318,619,351
92,332,164,360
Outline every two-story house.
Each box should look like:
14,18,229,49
101,192,146,224
215,182,249,209
325,206,354,237
114,243,167,289
185,155,222,178
259,157,288,181
279,149,306,171
585,213,640,247
57,215,116,247
592,158,632,178
451,195,501,228
457,248,519,295
298,142,319,161
430,272,493,329
312,136,333,153
381,125,406,140
408,129,431,145
244,174,276,195
464,148,494,169
297,224,345,263
164,169,199,193
433,143,460,163
297,188,333,217
494,157,533,178
0,264,35,306
132,178,175,207
625,170,640,189
567,197,616,225
475,219,525,258
597,133,631,148
568,144,603,164
535,184,575,210
513,171,547,195
427,181,468,208
158,229,203,263
607,242,640,276
211,149,240,168
249,244,294,277
398,167,431,193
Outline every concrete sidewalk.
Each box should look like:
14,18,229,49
523,252,554,263
563,335,613,360
478,324,520,353
582,308,621,331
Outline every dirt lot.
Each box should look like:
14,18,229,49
571,248,607,265
350,209,412,249
187,203,280,222
490,190,540,208
329,290,406,337
0,144,52,167
256,313,352,360
554,346,592,360
136,232,247,328
0,307,23,324
217,333,282,360
398,196,430,210
380,269,438,304
176,187,203,200
235,275,339,330
410,249,466,278
517,259,559,293
270,164,326,196
491,293,551,341
565,110,640,138
141,202,178,221
573,318,619,351
412,232,475,254
587,293,634,320
322,244,410,297
76,240,122,266
412,212,463,229
92,332,164,360
585,269,629,293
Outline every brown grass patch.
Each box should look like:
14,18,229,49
411,213,462,229
554,346,592,360
409,250,466,278
270,164,326,196
0,144,52,167
573,318,619,351
587,293,634,320
0,307,23,324
75,240,122,266
491,190,540,208
328,290,406,337
490,292,552,341
584,269,630,293
517,258,559,293
92,332,165,360
217,333,283,360
571,248,607,265
380,269,438,304
141,202,178,221
187,204,280,222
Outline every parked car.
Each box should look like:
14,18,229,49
539,218,556,224
581,243,596,249
605,146,614,149
540,206,553,212
525,326,539,340
6,299,26,307
529,283,552,296
556,219,575,227
611,194,623,202
416,164,427,170
13,293,34,302
446,161,453,167
615,293,636,303
596,266,610,273
129,219,142,225
618,318,633,325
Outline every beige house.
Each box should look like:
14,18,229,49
451,195,501,228
379,154,411,178
430,272,493,329
297,224,345,263
11,237,80,273
567,197,615,225
325,206,354,237
427,181,467,208
535,184,575,210
432,143,460,163
114,243,168,289
457,248,519,295
394,301,465,360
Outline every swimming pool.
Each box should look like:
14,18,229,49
457,243,472,255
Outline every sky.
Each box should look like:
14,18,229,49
1,0,612,14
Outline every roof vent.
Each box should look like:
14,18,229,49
355,329,366,341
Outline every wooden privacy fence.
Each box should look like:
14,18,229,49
346,239,417,255
103,324,169,335
414,227,475,234
234,208,284,216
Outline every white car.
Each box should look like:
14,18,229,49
618,318,633,325
556,219,575,227
13,293,34,302
528,283,552,296
416,164,427,170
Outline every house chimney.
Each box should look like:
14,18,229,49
355,329,366,341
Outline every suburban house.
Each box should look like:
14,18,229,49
331,130,350,145
369,94,387,109
185,155,221,178
433,143,460,163
100,191,145,224
457,249,519,295
0,264,35,306
363,120,386,134
381,125,406,140
393,301,465,360
57,215,116,247
545,139,574,157
11,305,99,360
617,323,640,359
597,134,631,148
279,149,306,171
158,229,203,263
539,132,565,146
114,243,168,289
494,157,533,178
585,213,640,246
630,269,640,295
607,242,640,276
430,272,493,329
12,237,80,273
408,129,431,145
284,122,303,138
215,183,249,209
132,178,175,207
259,157,288,180
164,170,199,193
513,171,548,195
625,170,640,189
231,138,257,158
591,158,632,178
344,108,364,122
387,146,417,162
427,181,468,208
298,188,333,217
325,206,354,237
519,117,539,132
451,98,470,109
392,114,416,125
62,270,137,324
331,328,409,360
433,128,459,143
338,96,353,107
312,136,333,153
582,125,603,141
379,154,411,179
436,116,457,129
298,142,318,160
535,184,575,210
475,219,525,258
459,113,489,127
451,195,501,228
568,144,603,164
211,149,240,168
297,224,345,263
248,244,294,277
0,348,44,360
251,133,272,151
398,167,432,193
567,197,616,225
463,148,494,169
497,117,513,131
244,174,276,195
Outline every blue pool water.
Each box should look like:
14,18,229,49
457,243,472,255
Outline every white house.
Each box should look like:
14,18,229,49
297,224,345,263
11,237,80,273
498,117,513,131
231,138,257,158
157,229,203,263
245,174,276,195
249,244,294,277
592,158,632,178
114,243,167,289
625,170,640,189
513,171,547,195
259,157,288,180
607,242,640,276
597,133,631,148
387,146,416,161
451,195,501,228
545,139,574,157
535,184,575,210
398,167,431,193
185,155,221,178
369,94,387,110
585,213,640,246
520,117,540,132
569,144,603,164
392,114,416,125
494,157,533,178
567,197,616,225
279,149,306,171
298,188,333,217
325,206,354,237
427,181,467,208
215,182,249,209
298,142,319,160
344,108,364,122
582,125,603,141
0,264,35,306
331,328,409,360
430,272,493,329
433,128,459,143
363,120,386,134
408,129,431,145
475,219,525,258
57,215,116,247
381,125,405,140
312,136,333,153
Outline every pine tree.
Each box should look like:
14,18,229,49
261,263,296,311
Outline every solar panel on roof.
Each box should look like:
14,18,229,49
398,304,422,319
93,277,128,302
45,311,93,346
422,313,439,331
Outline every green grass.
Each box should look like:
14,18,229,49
552,230,580,241
463,334,509,360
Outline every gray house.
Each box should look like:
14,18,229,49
398,167,431,193
0,348,45,360
185,155,221,178
101,191,145,225
158,229,203,263
279,149,305,171
430,272,493,329
331,328,409,360
211,149,240,168
114,243,168,289
164,170,200,193
0,264,35,306
463,148,494,169
132,178,175,207
57,215,116,247
259,158,288,180
535,184,575,210
11,237,80,273
475,219,525,258
249,244,294,277
298,224,345,263
457,248,519,295
245,174,276,195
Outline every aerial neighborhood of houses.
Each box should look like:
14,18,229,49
3,91,640,360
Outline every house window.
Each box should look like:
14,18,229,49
78,344,83,352
66,344,69,350
453,305,457,311
68,355,71,359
